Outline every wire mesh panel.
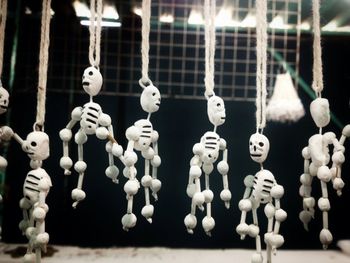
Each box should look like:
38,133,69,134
16,0,302,102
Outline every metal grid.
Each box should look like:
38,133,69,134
18,0,301,102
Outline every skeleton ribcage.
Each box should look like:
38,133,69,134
252,173,275,204
81,102,101,135
204,135,219,151
23,173,41,205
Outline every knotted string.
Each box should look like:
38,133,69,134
0,0,8,77
312,0,323,97
140,0,152,88
88,0,102,68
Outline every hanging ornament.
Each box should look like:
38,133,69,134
184,0,231,236
236,0,287,262
298,0,350,249
266,72,305,123
59,0,123,208
116,0,162,231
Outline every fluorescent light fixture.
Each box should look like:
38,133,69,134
159,13,174,23
269,15,292,29
188,9,204,25
73,0,90,18
80,20,121,27
133,6,142,17
215,8,232,27
103,5,119,20
240,13,256,28
297,21,310,30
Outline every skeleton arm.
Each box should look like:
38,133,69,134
150,130,161,199
236,175,254,240
217,138,231,209
0,126,14,170
59,107,82,175
299,146,315,230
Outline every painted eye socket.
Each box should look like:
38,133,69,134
259,142,264,147
89,71,93,76
217,103,221,107
31,141,37,147
152,92,156,96
249,142,253,145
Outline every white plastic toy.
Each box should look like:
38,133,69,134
117,81,161,231
13,130,51,262
299,98,350,248
59,66,123,208
184,94,231,236
236,133,287,263
0,80,11,171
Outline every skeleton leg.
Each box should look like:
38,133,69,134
251,208,263,263
19,198,32,235
71,129,88,208
218,147,231,209
202,163,214,236
150,132,161,200
141,157,154,223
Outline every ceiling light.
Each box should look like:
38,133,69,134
188,9,204,25
240,13,256,28
80,20,121,27
159,13,174,23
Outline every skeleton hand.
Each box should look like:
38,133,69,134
264,232,284,253
0,126,14,141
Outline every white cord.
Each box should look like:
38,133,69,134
204,0,216,99
255,0,268,131
312,0,323,95
88,0,103,68
140,0,151,87
0,0,7,77
36,0,52,129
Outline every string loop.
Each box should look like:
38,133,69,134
89,0,103,68
312,0,324,94
140,0,152,88
0,0,8,77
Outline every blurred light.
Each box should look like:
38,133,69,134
240,13,256,28
73,0,90,18
133,6,142,17
322,20,338,31
297,21,310,30
159,13,174,23
215,8,240,27
25,6,32,15
103,5,119,20
269,15,292,29
188,9,204,25
80,20,121,27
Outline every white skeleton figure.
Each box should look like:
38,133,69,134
299,98,350,249
59,67,123,208
117,83,161,231
236,133,286,263
184,95,231,236
0,82,11,171
12,131,52,263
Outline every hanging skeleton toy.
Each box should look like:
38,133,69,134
59,0,123,208
236,1,286,262
13,130,51,263
298,0,350,250
116,0,162,231
184,94,231,236
0,80,12,172
184,0,231,236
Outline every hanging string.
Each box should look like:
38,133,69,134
140,0,151,87
204,0,216,99
255,0,268,131
88,0,103,68
0,0,7,77
312,0,323,96
35,0,52,129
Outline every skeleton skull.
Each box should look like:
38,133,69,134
22,131,50,161
207,96,226,127
310,98,330,128
249,133,270,163
140,84,161,113
82,66,103,97
0,82,9,114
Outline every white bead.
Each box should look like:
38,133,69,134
122,213,137,230
265,233,284,248
105,141,113,152
98,113,111,126
299,210,313,225
74,131,87,145
59,128,72,141
105,165,119,181
248,224,260,238
236,223,249,236
151,179,162,193
320,229,333,247
71,107,82,120
141,205,154,220
74,161,87,173
19,198,31,209
318,197,330,211
124,151,138,167
189,166,201,178
203,189,214,203
217,161,229,175
184,214,197,230
244,175,255,187
271,185,284,199
302,147,310,159
238,199,252,212
251,253,263,263
124,180,140,195
151,155,161,167
342,124,350,137
60,157,73,170
25,227,36,240
112,143,123,157
126,126,140,141
36,232,49,245
332,151,345,164
38,178,51,191
219,138,227,150
151,130,159,142
186,184,196,198
193,143,204,155
71,189,86,201
193,192,205,206
333,178,345,190
299,185,305,196
202,216,215,233
142,147,155,159
303,197,315,208
317,166,332,182
96,127,109,140
323,132,336,144
220,189,232,202
141,175,153,187
23,253,36,263
275,209,287,222
264,203,275,218
309,162,318,176
300,173,312,186
202,163,213,174
33,207,46,221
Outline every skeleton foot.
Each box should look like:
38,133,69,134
320,229,333,249
202,216,215,236
299,210,313,231
122,213,137,231
105,165,119,184
23,253,36,263
71,188,86,208
141,205,154,223
236,223,249,240
251,252,263,263
19,220,29,235
184,214,197,234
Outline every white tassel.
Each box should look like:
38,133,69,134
266,72,305,123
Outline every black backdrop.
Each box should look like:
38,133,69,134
1,1,350,250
